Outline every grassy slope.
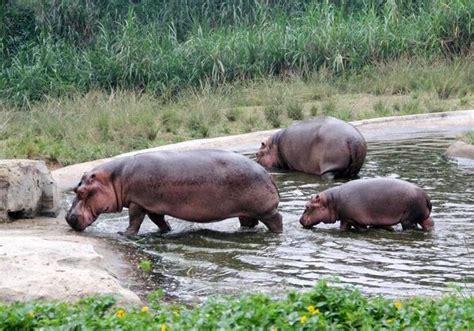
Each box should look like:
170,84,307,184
1,281,472,330
1,57,473,166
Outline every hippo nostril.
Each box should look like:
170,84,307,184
66,214,82,231
299,215,312,229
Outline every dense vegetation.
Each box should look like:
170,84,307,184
464,132,474,145
1,0,472,106
1,281,472,330
1,0,472,165
1,58,472,166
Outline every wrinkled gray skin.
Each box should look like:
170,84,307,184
256,117,367,179
300,178,434,231
66,150,282,237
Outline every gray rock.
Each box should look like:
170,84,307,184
446,141,474,160
0,160,59,222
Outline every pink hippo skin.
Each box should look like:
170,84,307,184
256,117,367,179
66,150,282,237
299,178,434,231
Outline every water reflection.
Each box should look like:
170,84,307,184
69,136,474,301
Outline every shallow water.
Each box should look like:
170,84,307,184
70,136,474,301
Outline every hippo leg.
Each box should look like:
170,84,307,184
259,210,283,233
340,220,351,231
148,213,172,233
120,203,146,237
401,219,418,231
239,216,259,228
419,217,434,231
321,171,336,180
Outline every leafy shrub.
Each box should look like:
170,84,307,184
286,101,304,120
264,104,283,128
0,281,472,330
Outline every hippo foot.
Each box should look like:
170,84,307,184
239,217,259,228
260,212,283,233
148,213,172,233
321,172,336,181
118,229,139,238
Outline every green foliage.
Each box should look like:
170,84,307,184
373,100,391,116
138,260,153,273
0,281,472,330
463,132,474,145
321,101,337,116
309,105,319,117
287,101,304,120
1,0,473,106
265,104,284,128
1,58,472,165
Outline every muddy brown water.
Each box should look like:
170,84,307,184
65,136,473,302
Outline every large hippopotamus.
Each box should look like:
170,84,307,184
256,117,367,179
299,178,434,231
66,150,282,236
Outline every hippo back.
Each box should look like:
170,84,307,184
119,149,279,221
275,117,366,177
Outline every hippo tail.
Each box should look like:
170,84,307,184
270,174,281,198
344,138,367,178
426,197,432,213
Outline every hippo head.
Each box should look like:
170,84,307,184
256,137,277,168
299,194,334,228
66,170,120,231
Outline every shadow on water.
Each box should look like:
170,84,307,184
65,136,474,302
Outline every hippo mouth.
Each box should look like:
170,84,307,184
299,215,314,229
65,208,98,232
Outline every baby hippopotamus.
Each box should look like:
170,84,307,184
66,149,283,236
256,117,367,179
300,178,434,231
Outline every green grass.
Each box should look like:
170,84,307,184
463,132,474,145
1,58,473,166
1,0,472,107
0,281,472,330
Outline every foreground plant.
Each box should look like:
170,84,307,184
0,281,472,330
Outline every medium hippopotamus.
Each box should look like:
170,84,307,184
66,149,282,236
299,178,434,231
256,117,367,179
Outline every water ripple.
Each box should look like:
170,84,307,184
67,136,474,301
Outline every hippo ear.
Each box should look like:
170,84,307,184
312,194,321,203
261,142,266,148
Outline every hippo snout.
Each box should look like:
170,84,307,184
65,213,85,231
299,215,313,229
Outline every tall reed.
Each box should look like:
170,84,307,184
1,0,472,106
